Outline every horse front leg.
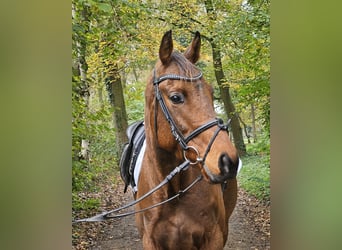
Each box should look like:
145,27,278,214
223,178,238,221
135,213,161,250
142,236,155,250
222,178,238,244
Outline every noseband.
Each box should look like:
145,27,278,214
153,68,231,166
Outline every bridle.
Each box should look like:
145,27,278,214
72,68,233,224
153,68,231,167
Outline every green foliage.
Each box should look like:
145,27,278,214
124,81,146,123
239,154,270,201
72,193,101,211
72,160,93,191
240,131,270,201
72,71,116,209
246,133,270,156
213,0,270,137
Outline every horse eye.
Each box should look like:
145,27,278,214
169,93,184,104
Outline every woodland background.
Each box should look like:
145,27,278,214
72,0,270,218
1,1,340,250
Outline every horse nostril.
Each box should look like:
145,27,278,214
219,153,231,174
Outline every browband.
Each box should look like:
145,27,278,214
153,68,203,85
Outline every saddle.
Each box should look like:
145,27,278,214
119,120,145,193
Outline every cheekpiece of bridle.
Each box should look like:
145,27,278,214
153,68,231,166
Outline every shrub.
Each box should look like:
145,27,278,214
238,154,270,201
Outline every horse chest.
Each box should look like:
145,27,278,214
175,199,220,225
142,199,225,249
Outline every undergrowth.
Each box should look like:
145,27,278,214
238,134,270,201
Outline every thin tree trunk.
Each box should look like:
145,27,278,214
238,115,251,144
251,103,257,143
72,2,90,162
98,85,104,109
132,67,139,82
204,0,246,156
121,69,127,88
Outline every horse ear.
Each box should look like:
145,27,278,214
184,31,201,63
159,30,173,65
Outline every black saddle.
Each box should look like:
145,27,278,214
119,120,145,193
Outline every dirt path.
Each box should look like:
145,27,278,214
73,180,270,250
224,189,270,249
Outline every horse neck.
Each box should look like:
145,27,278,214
146,141,181,173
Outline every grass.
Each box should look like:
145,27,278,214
238,153,270,201
238,135,270,201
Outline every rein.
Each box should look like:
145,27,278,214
73,161,202,223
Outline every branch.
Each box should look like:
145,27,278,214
157,17,213,43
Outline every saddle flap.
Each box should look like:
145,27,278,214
126,120,144,140
119,120,145,193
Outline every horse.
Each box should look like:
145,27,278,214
133,30,239,250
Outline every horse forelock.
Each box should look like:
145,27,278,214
155,51,200,78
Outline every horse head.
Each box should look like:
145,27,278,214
144,30,239,184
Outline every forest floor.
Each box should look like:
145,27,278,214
72,174,270,250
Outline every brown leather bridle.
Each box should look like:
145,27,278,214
153,68,232,167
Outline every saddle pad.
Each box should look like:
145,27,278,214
133,139,146,192
238,158,243,174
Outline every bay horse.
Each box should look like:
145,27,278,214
135,30,239,249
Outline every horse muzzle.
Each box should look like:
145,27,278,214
201,153,238,184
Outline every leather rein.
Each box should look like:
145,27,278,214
73,160,202,223
72,68,231,223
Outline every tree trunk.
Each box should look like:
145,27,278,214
72,2,90,162
213,46,246,155
204,0,246,156
238,115,251,144
105,64,128,158
132,66,139,82
97,85,104,109
251,103,257,143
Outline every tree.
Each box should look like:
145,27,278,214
203,0,247,156
105,62,128,158
148,0,249,155
222,0,270,137
72,1,91,163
